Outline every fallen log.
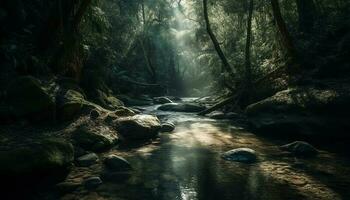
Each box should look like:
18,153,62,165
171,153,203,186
198,65,287,116
197,95,237,115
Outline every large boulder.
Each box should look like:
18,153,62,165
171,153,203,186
246,87,343,116
0,139,74,182
157,103,205,112
246,87,350,137
71,124,119,152
115,114,161,140
5,76,55,121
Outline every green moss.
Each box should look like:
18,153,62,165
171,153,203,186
71,126,119,152
0,139,74,176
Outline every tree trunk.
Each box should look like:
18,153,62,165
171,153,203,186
295,0,316,34
245,0,254,90
203,0,234,76
140,1,157,84
270,0,298,68
51,0,92,75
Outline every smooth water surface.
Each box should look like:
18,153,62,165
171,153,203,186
93,102,350,200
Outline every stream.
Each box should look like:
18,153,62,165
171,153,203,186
65,99,350,200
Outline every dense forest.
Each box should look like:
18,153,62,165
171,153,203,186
1,0,350,199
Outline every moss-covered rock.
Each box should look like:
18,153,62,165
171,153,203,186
0,138,74,182
5,76,55,121
80,70,124,110
57,89,85,121
246,86,350,137
246,87,342,116
115,114,161,140
71,124,119,152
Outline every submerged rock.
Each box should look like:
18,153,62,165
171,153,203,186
157,103,205,112
104,155,132,171
115,114,161,140
0,139,74,183
160,122,175,132
84,177,102,189
222,148,257,163
280,141,318,157
76,153,99,167
71,125,119,152
153,97,173,104
6,76,55,122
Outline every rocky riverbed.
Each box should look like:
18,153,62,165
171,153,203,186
1,98,350,200
45,101,350,199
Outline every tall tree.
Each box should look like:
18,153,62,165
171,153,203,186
140,0,157,83
295,0,316,34
203,0,234,76
270,0,298,69
245,0,254,90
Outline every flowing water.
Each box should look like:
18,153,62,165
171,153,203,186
58,99,350,200
73,100,350,200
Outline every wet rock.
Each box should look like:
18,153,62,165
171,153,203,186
55,182,81,193
89,109,100,120
225,112,240,119
157,103,205,112
208,111,226,119
104,155,132,171
71,125,119,152
115,114,161,140
76,153,99,167
153,97,173,104
5,76,55,122
0,139,74,183
280,141,318,157
208,112,241,120
84,177,102,189
161,122,175,132
222,148,257,163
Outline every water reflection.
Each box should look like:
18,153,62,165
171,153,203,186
92,106,350,200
